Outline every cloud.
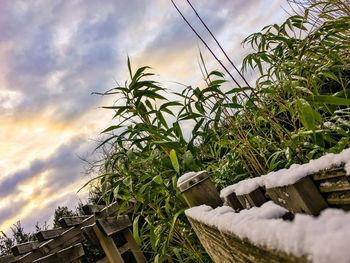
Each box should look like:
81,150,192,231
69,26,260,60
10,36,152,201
0,0,289,233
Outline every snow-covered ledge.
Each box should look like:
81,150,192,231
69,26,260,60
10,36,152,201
186,201,350,263
220,148,350,198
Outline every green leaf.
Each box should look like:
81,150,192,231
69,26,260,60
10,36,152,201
169,149,180,174
312,95,350,106
153,175,163,185
132,215,141,245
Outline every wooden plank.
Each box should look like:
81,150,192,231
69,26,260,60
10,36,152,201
237,187,267,209
178,172,223,208
96,256,109,263
81,224,99,245
16,219,92,263
82,202,134,218
187,217,308,263
122,229,147,263
319,177,350,193
82,204,105,215
36,228,66,241
59,216,89,228
326,191,350,205
96,215,132,237
33,243,84,263
266,176,328,215
221,192,243,211
11,241,42,256
92,224,124,263
311,166,345,181
0,254,15,263
17,203,124,263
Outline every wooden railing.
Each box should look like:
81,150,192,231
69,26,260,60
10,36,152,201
0,201,146,263
177,158,350,263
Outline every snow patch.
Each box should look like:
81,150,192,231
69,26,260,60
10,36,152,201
186,201,350,263
220,148,350,197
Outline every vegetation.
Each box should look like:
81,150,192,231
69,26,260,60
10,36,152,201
2,0,348,262
89,0,349,262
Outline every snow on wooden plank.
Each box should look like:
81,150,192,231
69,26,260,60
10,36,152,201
186,201,350,263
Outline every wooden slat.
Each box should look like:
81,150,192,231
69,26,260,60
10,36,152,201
187,217,308,263
59,216,89,228
11,241,42,256
122,229,147,263
82,204,105,215
17,220,92,263
326,191,350,205
266,176,328,215
311,166,346,181
96,256,109,263
92,224,124,263
17,202,125,263
221,192,243,211
236,187,267,209
81,224,99,245
36,228,66,242
33,244,84,263
96,215,132,237
0,254,15,263
319,177,350,193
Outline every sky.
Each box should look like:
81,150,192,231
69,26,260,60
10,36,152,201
0,0,288,233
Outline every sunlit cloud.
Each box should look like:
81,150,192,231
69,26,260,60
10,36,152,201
0,0,288,233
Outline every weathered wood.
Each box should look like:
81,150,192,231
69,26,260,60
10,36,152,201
0,254,15,263
311,166,346,181
221,192,243,211
83,202,134,218
326,190,350,205
236,187,267,209
81,224,100,245
11,241,42,256
59,216,90,228
122,229,147,263
17,203,125,263
16,219,92,263
92,224,124,263
36,228,66,241
318,177,350,193
188,217,309,263
33,244,84,263
82,204,105,215
178,171,223,208
96,256,109,263
96,215,131,237
266,176,328,215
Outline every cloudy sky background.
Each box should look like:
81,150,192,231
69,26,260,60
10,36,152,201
0,0,288,233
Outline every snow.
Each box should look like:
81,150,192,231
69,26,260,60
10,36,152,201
186,201,350,263
220,148,350,197
177,171,197,187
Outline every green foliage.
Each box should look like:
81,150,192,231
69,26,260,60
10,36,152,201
92,1,349,262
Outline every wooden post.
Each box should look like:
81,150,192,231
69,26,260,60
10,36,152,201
122,229,147,263
221,192,243,211
0,254,15,263
92,224,124,263
11,241,43,256
236,187,267,209
178,171,222,208
266,176,328,215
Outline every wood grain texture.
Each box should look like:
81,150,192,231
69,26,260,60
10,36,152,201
188,217,309,263
266,176,328,215
237,187,267,209
32,244,84,263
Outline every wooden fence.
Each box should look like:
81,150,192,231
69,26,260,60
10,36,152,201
0,202,146,263
178,163,350,263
